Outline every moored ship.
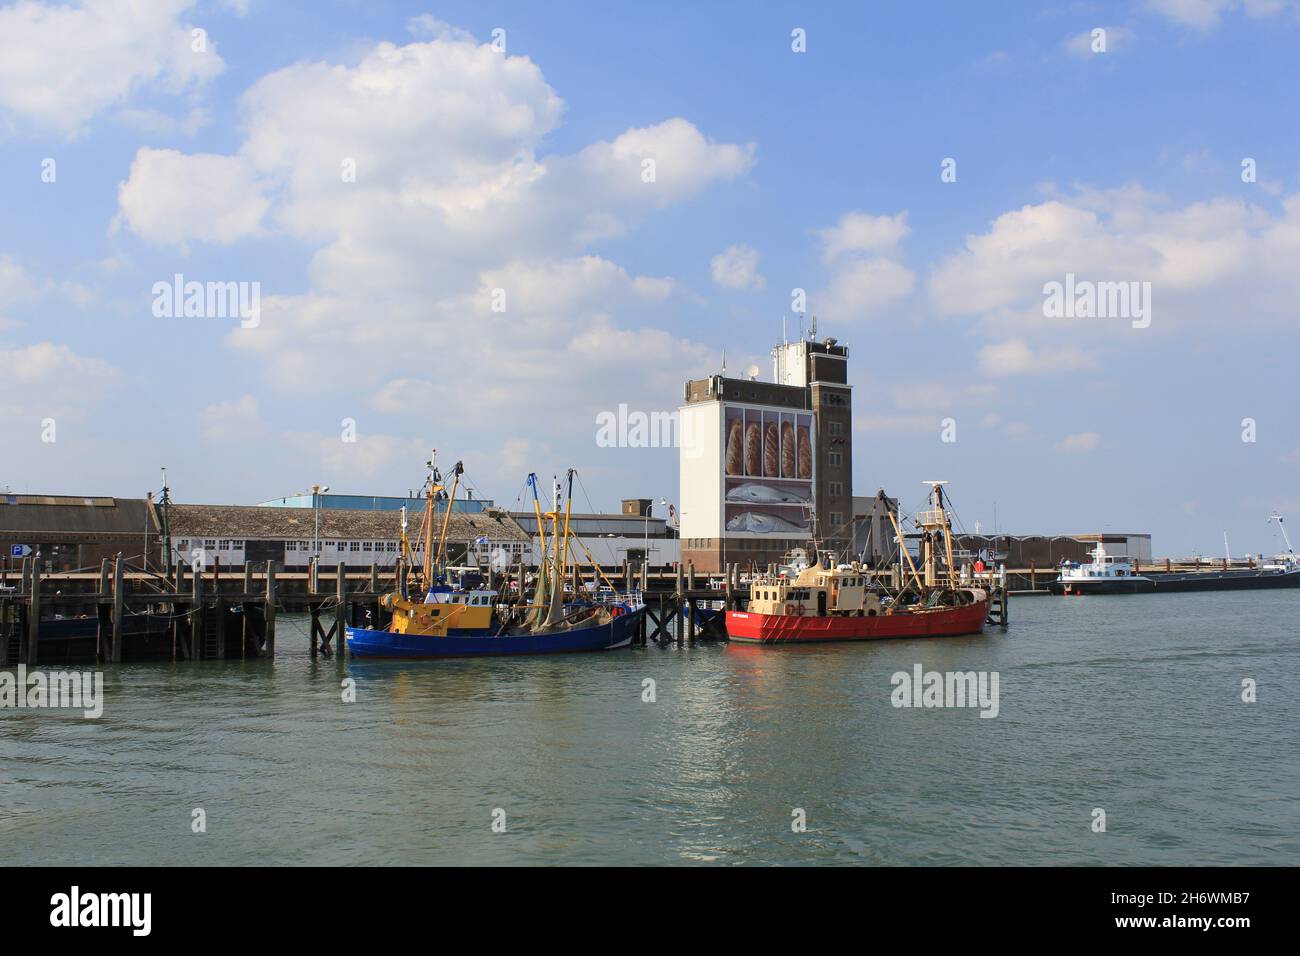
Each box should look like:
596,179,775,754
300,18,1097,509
346,460,644,658
726,481,994,644
1049,515,1300,595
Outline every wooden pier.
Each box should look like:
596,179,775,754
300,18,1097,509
0,554,1017,665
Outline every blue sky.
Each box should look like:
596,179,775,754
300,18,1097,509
2,0,1299,557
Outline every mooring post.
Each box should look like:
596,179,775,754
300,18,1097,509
110,553,125,664
96,557,111,662
265,561,277,658
191,561,203,661
335,561,347,660
241,561,252,658
687,561,696,591
25,554,42,666
725,562,734,610
640,560,648,594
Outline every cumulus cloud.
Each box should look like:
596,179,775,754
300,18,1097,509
818,212,910,261
977,339,1096,376
927,186,1300,333
116,149,270,246
1055,431,1101,453
0,0,224,136
1145,0,1297,31
710,244,765,290
810,211,915,323
109,24,750,491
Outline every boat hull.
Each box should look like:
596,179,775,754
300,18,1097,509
1049,567,1300,594
345,606,645,658
1049,577,1154,595
725,600,990,644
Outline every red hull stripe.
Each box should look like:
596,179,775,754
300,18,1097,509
725,601,989,643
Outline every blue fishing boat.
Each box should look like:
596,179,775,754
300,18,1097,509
346,600,645,658
345,463,645,658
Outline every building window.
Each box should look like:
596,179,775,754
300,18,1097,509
204,539,216,550
286,541,298,552
829,512,843,526
829,481,843,497
230,540,243,550
386,542,397,552
362,541,373,552
350,541,361,552
828,452,842,467
829,421,843,436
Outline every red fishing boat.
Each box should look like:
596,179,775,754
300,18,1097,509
726,481,996,645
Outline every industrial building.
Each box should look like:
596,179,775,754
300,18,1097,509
678,334,853,573
509,498,680,569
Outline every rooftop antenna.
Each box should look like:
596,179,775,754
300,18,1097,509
721,350,726,376
810,314,818,340
782,315,787,345
745,363,760,381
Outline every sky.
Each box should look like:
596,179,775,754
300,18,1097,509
1,0,1299,558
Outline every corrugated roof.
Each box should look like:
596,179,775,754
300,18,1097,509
0,496,153,535
167,503,530,542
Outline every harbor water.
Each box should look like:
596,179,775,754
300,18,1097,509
2,591,1297,865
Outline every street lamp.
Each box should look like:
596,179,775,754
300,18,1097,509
313,484,330,558
644,497,668,568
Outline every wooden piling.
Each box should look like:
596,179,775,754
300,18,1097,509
25,554,41,666
241,561,252,658
96,557,111,661
335,561,346,660
110,554,125,663
191,562,202,661
265,561,277,658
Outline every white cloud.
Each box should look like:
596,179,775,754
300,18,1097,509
116,149,270,246
810,211,915,323
816,257,915,322
109,23,754,493
1055,431,1101,453
977,339,1096,376
200,394,265,442
710,244,765,290
817,212,910,261
927,186,1300,331
1145,0,1296,30
0,0,224,137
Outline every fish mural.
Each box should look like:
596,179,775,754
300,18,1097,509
725,511,809,533
725,483,810,505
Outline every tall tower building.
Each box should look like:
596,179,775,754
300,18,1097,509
678,333,852,573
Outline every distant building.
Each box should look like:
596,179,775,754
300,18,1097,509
0,494,154,572
679,334,852,573
258,492,493,512
950,532,1152,567
167,503,529,569
509,510,680,568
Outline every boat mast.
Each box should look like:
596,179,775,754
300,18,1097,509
420,456,440,592
432,461,464,576
1270,513,1294,560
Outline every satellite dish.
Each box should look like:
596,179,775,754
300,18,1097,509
745,364,760,381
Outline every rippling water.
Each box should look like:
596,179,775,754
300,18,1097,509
2,590,1297,865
